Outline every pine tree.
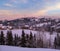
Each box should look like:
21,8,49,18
18,36,21,46
29,32,33,40
29,32,33,48
54,33,60,49
37,38,43,48
56,33,60,46
17,34,21,46
26,34,29,47
6,31,13,46
14,34,17,46
54,37,57,49
20,30,26,47
0,34,1,45
0,31,5,45
33,34,36,48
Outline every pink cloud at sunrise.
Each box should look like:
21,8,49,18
0,0,60,20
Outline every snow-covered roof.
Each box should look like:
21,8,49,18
24,25,29,27
51,25,56,28
36,23,50,27
2,26,7,29
57,23,60,26
56,26,60,29
56,23,60,29
0,24,3,26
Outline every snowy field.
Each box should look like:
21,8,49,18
0,45,60,51
0,29,37,36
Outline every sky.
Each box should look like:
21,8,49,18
0,0,60,20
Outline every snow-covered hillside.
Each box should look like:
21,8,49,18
0,29,57,47
0,45,60,51
0,29,37,36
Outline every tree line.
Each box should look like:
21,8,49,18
0,30,60,49
0,30,43,48
54,33,60,49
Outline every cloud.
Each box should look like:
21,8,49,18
4,3,13,7
0,10,21,20
21,0,28,3
11,0,28,4
0,9,33,20
0,1,60,20
34,3,60,16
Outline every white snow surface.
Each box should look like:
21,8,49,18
0,45,60,51
0,29,37,36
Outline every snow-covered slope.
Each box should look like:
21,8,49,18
0,29,57,47
0,29,37,36
0,45,60,51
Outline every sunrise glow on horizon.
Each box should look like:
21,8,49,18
0,0,60,20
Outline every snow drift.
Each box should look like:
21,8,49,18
0,45,60,51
